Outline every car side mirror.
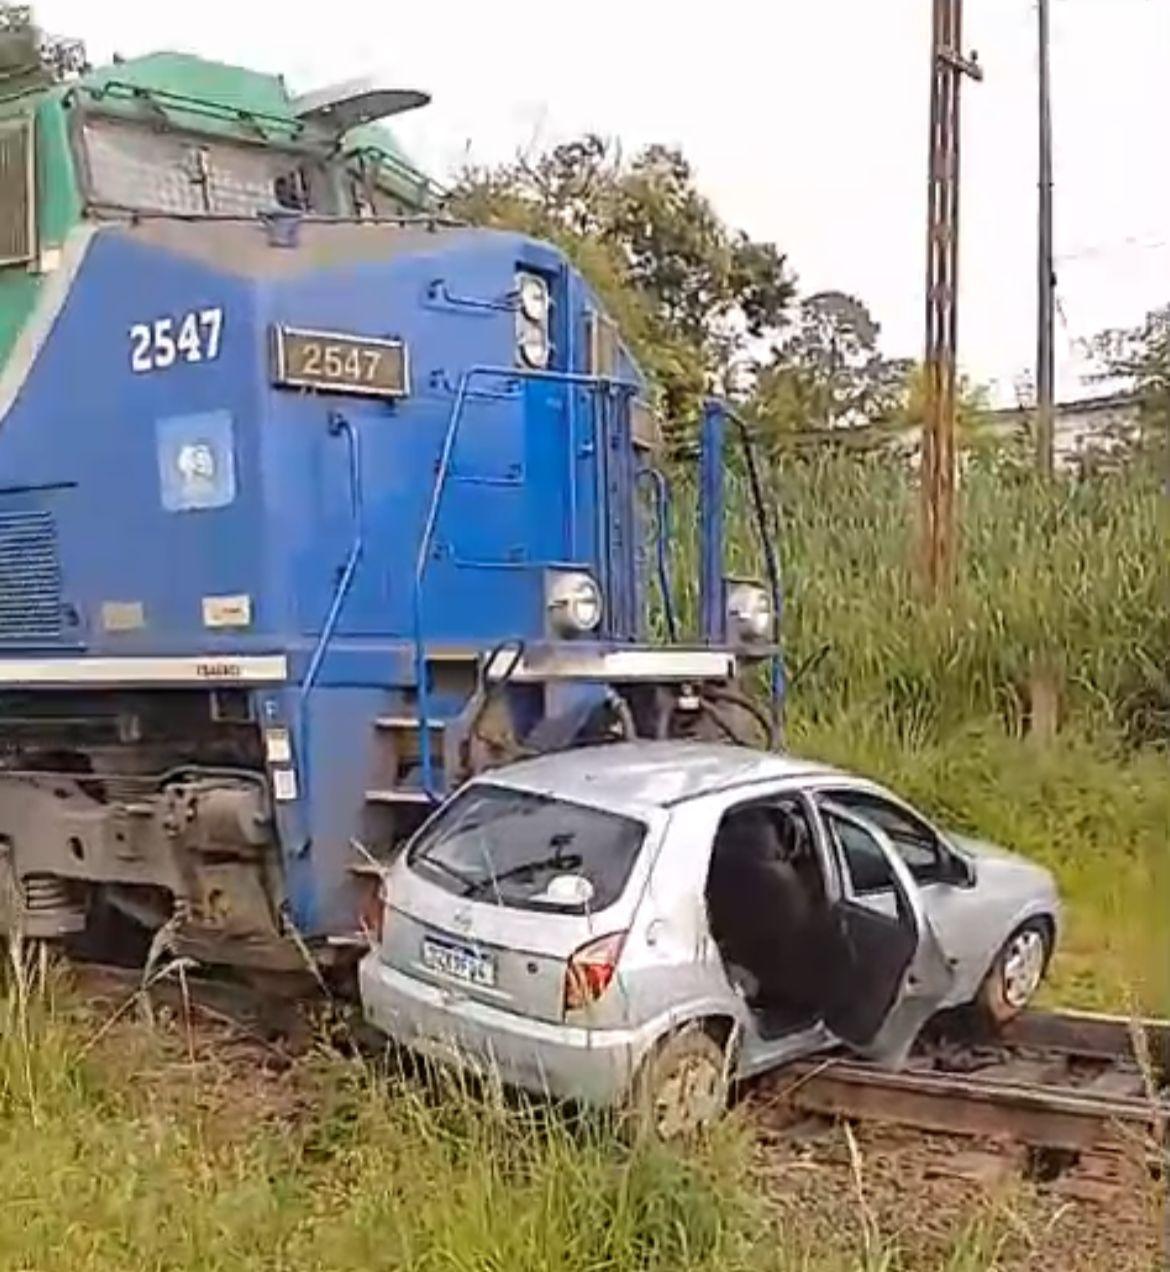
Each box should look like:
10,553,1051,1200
941,850,975,888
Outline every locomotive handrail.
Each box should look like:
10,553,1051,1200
424,280,518,314
80,80,309,137
728,407,786,740
698,400,786,741
84,204,464,229
297,411,364,830
635,466,679,644
413,365,638,799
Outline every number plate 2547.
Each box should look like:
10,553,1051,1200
271,325,409,399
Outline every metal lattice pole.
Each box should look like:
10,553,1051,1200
922,0,981,597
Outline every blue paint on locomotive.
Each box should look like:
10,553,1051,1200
1,226,630,654
0,220,662,935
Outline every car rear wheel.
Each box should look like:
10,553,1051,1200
975,919,1052,1028
628,1026,730,1141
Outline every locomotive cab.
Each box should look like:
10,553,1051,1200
0,44,781,974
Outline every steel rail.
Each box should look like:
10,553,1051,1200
763,1060,1167,1153
61,964,1170,1155
1001,1007,1170,1069
760,1009,1170,1152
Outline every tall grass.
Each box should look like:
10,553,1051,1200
0,970,771,1272
666,450,1168,742
0,976,1144,1272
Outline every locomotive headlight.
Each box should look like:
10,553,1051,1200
517,321,550,368
517,272,550,322
516,271,551,368
546,570,603,636
726,581,773,644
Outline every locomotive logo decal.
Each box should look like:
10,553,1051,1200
156,410,236,512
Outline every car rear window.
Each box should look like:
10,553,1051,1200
406,783,646,913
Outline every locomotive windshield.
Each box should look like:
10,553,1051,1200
80,115,333,217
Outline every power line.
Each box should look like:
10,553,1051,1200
1056,236,1169,264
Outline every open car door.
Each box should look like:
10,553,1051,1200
818,802,954,1068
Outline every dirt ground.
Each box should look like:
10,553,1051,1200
752,1111,1168,1270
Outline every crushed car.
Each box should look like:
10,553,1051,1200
358,742,1060,1136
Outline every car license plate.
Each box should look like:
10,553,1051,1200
421,937,496,987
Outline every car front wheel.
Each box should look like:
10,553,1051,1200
975,919,1052,1028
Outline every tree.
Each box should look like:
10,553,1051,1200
749,291,913,439
1088,304,1170,471
607,144,792,353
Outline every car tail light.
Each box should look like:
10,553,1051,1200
563,931,627,1012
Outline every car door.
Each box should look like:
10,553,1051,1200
813,784,983,980
816,801,954,1068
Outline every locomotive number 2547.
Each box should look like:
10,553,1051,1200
129,307,224,373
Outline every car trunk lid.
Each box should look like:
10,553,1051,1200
376,784,664,1025
380,869,640,1024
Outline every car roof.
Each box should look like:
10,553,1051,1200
471,741,840,817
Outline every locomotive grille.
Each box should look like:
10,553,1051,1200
0,118,35,266
0,510,64,642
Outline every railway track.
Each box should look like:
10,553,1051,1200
70,960,1170,1162
759,1010,1170,1156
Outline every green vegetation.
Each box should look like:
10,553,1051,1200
461,140,1168,1020
759,455,1164,740
1,978,1158,1272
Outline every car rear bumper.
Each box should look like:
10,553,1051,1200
358,953,654,1107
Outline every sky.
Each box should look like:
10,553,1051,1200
35,0,1169,405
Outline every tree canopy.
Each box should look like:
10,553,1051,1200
453,135,932,452
750,291,914,434
1090,304,1169,466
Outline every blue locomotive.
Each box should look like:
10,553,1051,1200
0,48,779,972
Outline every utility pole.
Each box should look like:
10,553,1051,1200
921,0,982,598
1036,0,1057,478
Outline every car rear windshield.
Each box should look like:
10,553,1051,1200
407,784,646,914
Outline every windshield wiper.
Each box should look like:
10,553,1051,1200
465,852,584,899
415,856,478,892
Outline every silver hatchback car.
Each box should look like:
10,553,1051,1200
359,742,1060,1133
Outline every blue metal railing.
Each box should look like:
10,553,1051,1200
412,366,637,799
698,399,787,738
635,467,679,643
699,401,728,645
595,384,640,641
424,280,518,314
297,411,364,838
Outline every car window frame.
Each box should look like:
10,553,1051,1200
817,798,955,1059
818,802,900,897
807,781,954,888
